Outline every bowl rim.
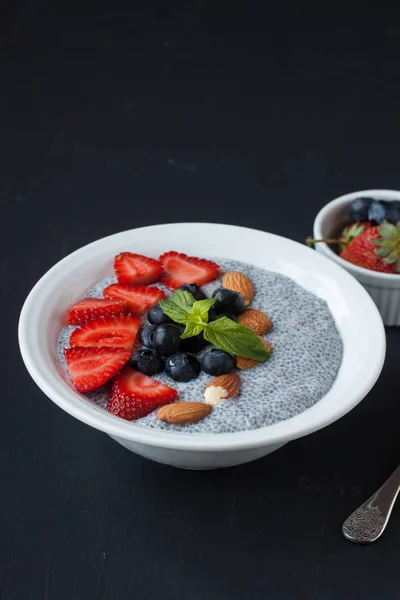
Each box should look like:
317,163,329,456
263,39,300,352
313,188,400,281
18,222,386,452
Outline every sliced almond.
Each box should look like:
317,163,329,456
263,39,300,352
222,271,254,306
157,402,212,425
204,374,240,406
236,337,272,370
237,309,272,335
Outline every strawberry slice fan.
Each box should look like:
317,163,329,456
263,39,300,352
63,250,222,401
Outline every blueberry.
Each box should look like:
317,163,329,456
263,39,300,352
130,349,165,376
139,324,156,349
383,201,400,225
180,332,208,353
200,349,235,376
208,308,218,322
165,352,201,382
348,197,373,221
368,200,387,224
178,283,207,301
153,324,182,356
208,310,237,323
147,304,173,326
212,288,245,314
218,312,238,322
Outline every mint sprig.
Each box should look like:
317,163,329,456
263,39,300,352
159,290,270,363
181,321,204,339
159,290,194,324
191,297,218,323
204,317,270,362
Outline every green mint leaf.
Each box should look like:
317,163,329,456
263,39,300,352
159,299,190,324
181,321,205,339
204,317,270,362
191,297,218,323
159,290,196,324
181,298,217,338
169,289,195,311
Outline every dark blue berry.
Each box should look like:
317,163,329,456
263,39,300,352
130,349,165,376
348,197,373,221
200,349,235,376
368,200,387,224
153,324,182,356
147,304,173,326
208,308,218,322
218,312,238,322
383,201,400,225
165,352,201,382
212,288,245,314
139,324,156,349
178,283,207,301
208,310,237,323
180,332,208,353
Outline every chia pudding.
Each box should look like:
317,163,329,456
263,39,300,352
58,258,343,434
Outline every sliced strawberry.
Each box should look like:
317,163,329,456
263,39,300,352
67,298,128,325
159,251,220,290
107,367,178,420
64,347,130,393
69,314,141,352
103,284,165,315
114,252,163,285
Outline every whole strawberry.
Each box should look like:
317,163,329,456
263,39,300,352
307,222,371,252
340,223,400,273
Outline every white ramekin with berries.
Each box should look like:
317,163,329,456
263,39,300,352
312,189,400,326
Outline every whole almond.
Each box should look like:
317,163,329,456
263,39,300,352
204,374,240,405
237,309,272,335
236,337,272,370
222,271,254,305
157,402,212,425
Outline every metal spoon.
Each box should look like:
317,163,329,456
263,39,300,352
342,466,400,543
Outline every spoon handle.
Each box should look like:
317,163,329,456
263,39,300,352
342,466,400,543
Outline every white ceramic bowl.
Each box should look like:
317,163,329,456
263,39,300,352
313,189,400,326
19,223,386,470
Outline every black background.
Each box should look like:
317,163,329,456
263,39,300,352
2,1,400,598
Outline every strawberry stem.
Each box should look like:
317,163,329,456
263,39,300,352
306,237,341,246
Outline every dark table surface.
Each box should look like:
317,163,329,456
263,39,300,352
2,1,400,598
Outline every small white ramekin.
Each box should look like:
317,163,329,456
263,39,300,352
313,189,400,326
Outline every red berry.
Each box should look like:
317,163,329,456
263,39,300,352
64,347,130,393
67,298,128,325
340,226,397,273
69,314,141,352
114,252,163,285
159,251,220,290
103,284,165,315
107,367,178,420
